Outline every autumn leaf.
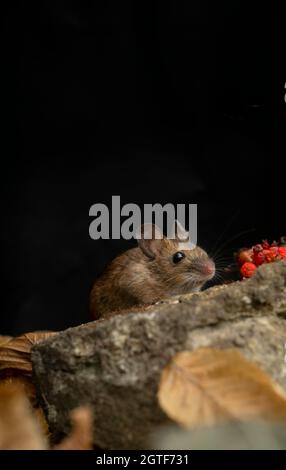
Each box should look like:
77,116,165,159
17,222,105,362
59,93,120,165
0,331,57,376
0,336,12,347
158,348,286,428
0,383,47,450
54,407,93,450
0,331,57,439
0,384,92,449
0,381,93,450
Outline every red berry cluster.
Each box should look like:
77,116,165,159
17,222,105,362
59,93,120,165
237,240,286,278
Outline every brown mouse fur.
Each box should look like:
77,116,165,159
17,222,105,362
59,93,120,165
90,222,215,319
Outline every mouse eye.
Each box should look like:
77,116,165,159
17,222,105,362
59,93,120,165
173,251,185,264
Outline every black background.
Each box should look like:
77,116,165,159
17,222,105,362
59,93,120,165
3,1,285,335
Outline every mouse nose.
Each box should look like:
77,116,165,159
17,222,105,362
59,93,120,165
200,260,215,276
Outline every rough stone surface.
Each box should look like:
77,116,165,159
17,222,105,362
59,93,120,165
32,260,286,449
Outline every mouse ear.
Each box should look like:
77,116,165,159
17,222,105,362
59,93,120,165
171,220,189,242
171,220,196,250
136,224,164,259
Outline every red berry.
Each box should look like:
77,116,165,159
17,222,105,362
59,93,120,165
263,249,277,263
278,247,286,259
262,240,270,249
240,262,257,278
237,249,253,265
270,246,279,252
252,251,265,266
237,239,285,278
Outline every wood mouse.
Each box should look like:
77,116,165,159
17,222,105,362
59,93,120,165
90,221,215,319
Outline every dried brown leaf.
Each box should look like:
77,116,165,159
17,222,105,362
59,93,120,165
0,331,57,376
0,336,12,347
0,375,36,403
158,348,286,428
0,383,47,449
54,406,93,450
0,332,57,442
0,375,49,438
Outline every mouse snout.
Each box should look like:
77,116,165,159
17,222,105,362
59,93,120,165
193,259,215,277
203,260,215,275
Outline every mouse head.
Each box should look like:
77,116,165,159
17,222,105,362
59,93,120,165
136,221,215,292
